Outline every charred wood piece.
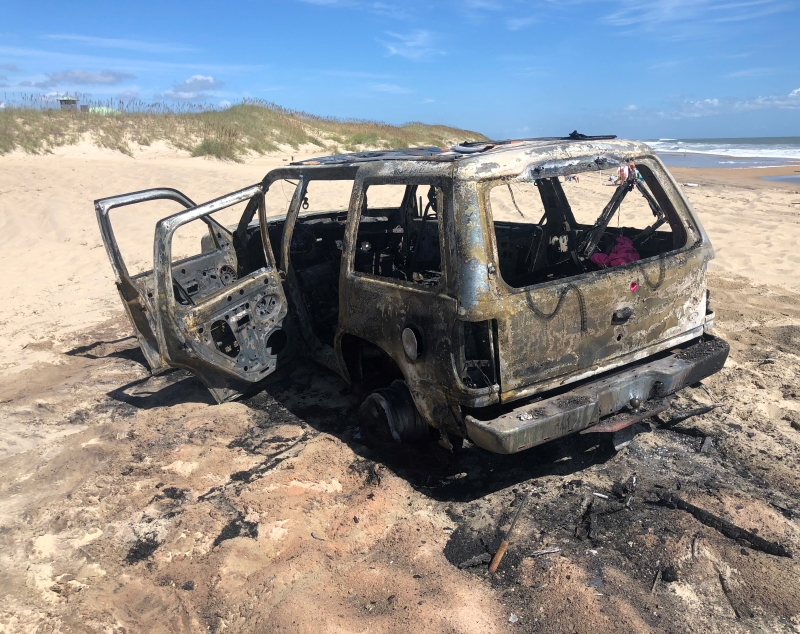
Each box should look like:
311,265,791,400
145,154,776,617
458,553,491,569
657,491,792,558
660,404,720,427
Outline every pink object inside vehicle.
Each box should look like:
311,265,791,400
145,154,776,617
590,236,640,268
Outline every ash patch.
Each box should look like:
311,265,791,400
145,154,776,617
124,537,161,565
443,524,494,570
555,395,592,409
348,458,384,486
160,486,187,501
213,517,258,547
676,335,727,361
124,510,174,565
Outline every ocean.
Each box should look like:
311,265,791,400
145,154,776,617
644,137,800,171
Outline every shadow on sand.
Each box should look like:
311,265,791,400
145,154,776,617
99,339,616,503
242,358,617,504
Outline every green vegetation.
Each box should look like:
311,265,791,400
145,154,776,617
0,98,487,160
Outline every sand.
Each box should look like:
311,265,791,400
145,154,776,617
1,145,799,633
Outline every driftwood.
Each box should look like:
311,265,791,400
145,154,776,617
658,491,792,558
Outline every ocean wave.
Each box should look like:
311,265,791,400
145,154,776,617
645,139,800,160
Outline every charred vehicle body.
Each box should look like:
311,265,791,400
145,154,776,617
96,135,728,454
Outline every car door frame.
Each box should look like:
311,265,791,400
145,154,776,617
336,161,461,432
150,183,291,403
260,165,359,377
96,188,201,374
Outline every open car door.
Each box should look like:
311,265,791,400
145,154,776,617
95,184,290,403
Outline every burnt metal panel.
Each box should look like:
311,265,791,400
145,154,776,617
465,335,729,454
150,184,291,402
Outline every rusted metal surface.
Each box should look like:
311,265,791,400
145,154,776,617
464,335,728,453
96,136,728,452
579,400,671,434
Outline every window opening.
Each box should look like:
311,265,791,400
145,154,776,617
166,183,299,306
167,199,251,305
353,182,444,288
489,162,682,289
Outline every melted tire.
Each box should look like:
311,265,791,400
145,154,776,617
358,380,429,444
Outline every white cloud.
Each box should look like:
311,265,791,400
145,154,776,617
157,74,225,100
603,0,792,29
462,0,506,9
326,69,393,79
380,30,445,61
174,75,224,91
726,67,778,78
20,69,135,89
218,100,232,109
370,2,412,19
296,0,409,16
624,104,638,111
45,34,195,54
0,63,20,72
0,45,260,76
116,90,138,102
660,89,800,119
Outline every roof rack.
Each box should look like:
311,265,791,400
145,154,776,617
457,131,616,148
290,131,617,166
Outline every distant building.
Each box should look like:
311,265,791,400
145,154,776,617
57,97,78,111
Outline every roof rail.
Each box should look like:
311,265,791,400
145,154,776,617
458,131,616,147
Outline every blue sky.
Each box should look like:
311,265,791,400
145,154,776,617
1,0,798,139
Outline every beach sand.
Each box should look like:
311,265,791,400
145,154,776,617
1,146,799,632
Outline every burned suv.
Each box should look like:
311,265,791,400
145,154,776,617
96,134,728,454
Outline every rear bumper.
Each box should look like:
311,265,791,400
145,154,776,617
464,335,729,454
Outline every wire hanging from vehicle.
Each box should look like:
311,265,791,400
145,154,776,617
525,283,587,335
507,184,525,218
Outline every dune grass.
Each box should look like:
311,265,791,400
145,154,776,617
0,97,488,160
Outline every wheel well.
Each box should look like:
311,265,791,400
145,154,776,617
340,334,404,391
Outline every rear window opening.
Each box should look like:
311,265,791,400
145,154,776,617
488,162,687,289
